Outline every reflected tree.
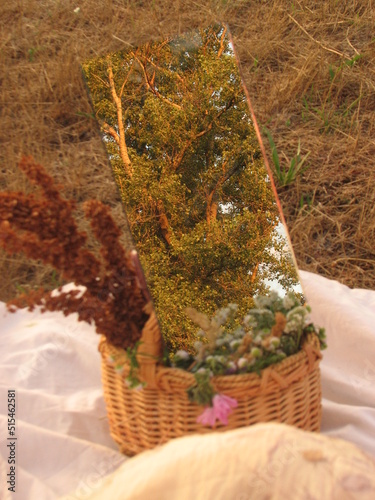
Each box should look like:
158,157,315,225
83,25,299,350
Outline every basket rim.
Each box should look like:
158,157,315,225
99,332,322,397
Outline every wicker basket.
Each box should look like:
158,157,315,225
99,308,322,456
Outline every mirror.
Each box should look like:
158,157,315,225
82,24,302,351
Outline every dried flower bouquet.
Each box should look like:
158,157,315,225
0,157,149,348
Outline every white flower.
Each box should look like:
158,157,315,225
270,336,280,348
254,291,278,309
276,350,287,358
214,303,238,325
243,314,255,327
263,336,280,351
284,320,298,333
175,349,190,360
237,357,248,369
286,306,306,320
194,340,203,351
285,306,307,332
226,361,237,374
215,338,227,347
230,339,241,350
253,334,263,345
283,293,296,310
233,327,245,338
251,347,261,358
196,367,213,377
73,7,80,14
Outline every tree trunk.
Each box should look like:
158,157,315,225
156,199,173,247
206,191,218,225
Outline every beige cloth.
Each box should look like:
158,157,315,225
61,423,375,500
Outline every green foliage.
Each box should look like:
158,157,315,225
187,371,216,406
28,47,40,62
301,57,363,134
125,342,144,389
15,283,27,294
344,53,363,68
299,193,314,213
304,324,327,350
263,127,310,187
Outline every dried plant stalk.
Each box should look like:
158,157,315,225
0,156,149,349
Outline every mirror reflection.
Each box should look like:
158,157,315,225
82,25,301,351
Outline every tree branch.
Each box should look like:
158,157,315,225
143,54,185,83
119,51,139,98
251,262,259,283
132,52,183,110
107,64,133,177
101,121,120,145
217,26,227,58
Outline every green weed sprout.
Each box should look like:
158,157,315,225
263,127,310,187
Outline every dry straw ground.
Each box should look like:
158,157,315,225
0,0,374,302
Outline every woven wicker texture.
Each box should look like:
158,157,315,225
99,311,322,456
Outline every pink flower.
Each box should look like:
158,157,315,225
196,394,238,427
196,405,217,427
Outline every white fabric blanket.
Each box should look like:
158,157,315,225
0,270,374,499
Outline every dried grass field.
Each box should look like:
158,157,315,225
0,0,374,302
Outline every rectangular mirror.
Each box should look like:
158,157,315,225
82,24,302,352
